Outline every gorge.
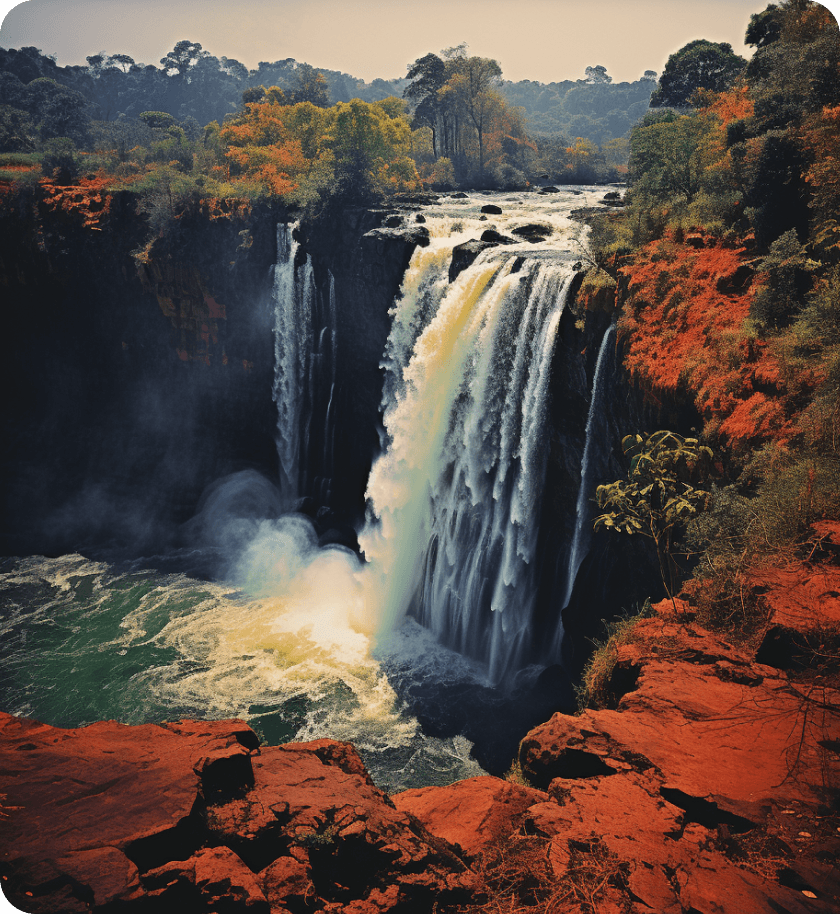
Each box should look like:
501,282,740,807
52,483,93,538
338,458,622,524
0,188,651,789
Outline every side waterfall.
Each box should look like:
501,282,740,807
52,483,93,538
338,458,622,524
557,323,616,635
361,210,582,684
272,223,313,503
272,225,338,507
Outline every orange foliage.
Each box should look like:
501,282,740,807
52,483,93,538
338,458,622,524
618,234,818,448
698,86,754,126
221,102,309,196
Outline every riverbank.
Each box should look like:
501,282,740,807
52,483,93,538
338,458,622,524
2,589,837,913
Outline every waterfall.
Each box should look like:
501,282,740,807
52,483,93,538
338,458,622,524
557,323,616,632
361,205,582,684
272,223,314,504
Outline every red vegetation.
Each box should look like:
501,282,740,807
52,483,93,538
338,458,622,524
618,233,819,447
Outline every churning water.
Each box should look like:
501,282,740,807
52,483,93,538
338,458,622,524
0,189,608,788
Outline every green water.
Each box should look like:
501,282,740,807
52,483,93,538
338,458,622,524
0,553,485,791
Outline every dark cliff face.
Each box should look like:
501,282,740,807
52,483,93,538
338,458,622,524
295,209,422,527
1,193,280,557
1,193,425,558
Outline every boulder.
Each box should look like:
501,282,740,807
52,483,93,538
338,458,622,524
479,229,516,245
0,715,477,913
480,204,502,215
393,777,547,859
449,192,469,199
510,223,552,242
448,240,495,283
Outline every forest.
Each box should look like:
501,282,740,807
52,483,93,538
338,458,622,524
0,35,660,223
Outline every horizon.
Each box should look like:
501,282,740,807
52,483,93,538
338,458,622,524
0,0,792,87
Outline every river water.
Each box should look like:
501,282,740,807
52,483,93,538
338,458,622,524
0,188,608,791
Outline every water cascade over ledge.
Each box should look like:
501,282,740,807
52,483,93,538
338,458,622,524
358,195,595,683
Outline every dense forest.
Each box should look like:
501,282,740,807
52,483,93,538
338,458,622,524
0,37,663,215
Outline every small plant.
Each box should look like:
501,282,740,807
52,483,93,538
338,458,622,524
576,600,653,711
595,431,712,612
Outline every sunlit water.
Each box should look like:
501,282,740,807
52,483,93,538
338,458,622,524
0,189,600,790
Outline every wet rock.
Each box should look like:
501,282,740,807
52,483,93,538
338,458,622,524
449,192,469,199
414,213,426,223
479,229,516,245
480,204,502,215
449,240,495,283
362,224,430,249
383,214,403,228
511,223,552,242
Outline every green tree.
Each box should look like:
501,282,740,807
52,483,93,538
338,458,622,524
650,40,746,109
628,109,721,205
594,431,712,610
291,64,330,107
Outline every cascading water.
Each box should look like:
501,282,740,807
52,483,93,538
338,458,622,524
272,222,313,503
272,225,338,507
0,190,608,788
362,196,588,684
558,323,616,633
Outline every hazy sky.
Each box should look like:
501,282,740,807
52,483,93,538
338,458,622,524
1,0,838,84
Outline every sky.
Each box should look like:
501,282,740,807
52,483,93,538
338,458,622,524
0,0,839,85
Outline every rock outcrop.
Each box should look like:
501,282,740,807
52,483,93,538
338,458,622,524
0,715,476,913
396,608,840,913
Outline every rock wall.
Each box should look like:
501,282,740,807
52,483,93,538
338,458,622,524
1,191,281,556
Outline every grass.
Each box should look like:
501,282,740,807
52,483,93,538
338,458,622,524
575,599,653,711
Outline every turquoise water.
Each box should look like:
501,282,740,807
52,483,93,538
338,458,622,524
0,551,486,792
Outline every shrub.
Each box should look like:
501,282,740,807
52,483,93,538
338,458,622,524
40,137,79,183
576,600,653,710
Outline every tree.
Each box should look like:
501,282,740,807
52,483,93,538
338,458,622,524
160,40,205,77
404,52,447,156
585,65,612,85
448,55,502,173
650,40,746,109
594,431,712,610
628,109,722,204
291,64,329,107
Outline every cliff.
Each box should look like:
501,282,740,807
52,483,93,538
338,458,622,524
2,592,837,913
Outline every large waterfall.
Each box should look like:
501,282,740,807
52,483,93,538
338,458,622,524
358,196,591,683
0,189,618,787
270,196,609,683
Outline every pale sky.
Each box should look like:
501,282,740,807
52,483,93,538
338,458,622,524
1,0,839,85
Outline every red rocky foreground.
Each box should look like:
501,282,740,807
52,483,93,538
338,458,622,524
2,610,839,913
0,716,475,913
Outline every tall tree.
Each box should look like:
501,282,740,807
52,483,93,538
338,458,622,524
649,40,746,109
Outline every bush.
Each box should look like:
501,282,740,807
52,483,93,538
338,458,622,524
576,600,653,710
40,137,79,183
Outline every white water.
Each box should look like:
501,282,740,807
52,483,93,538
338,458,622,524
558,323,616,631
272,223,315,504
0,191,601,789
360,193,590,682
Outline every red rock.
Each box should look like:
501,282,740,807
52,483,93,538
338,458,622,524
516,619,840,912
0,714,477,913
392,776,547,858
